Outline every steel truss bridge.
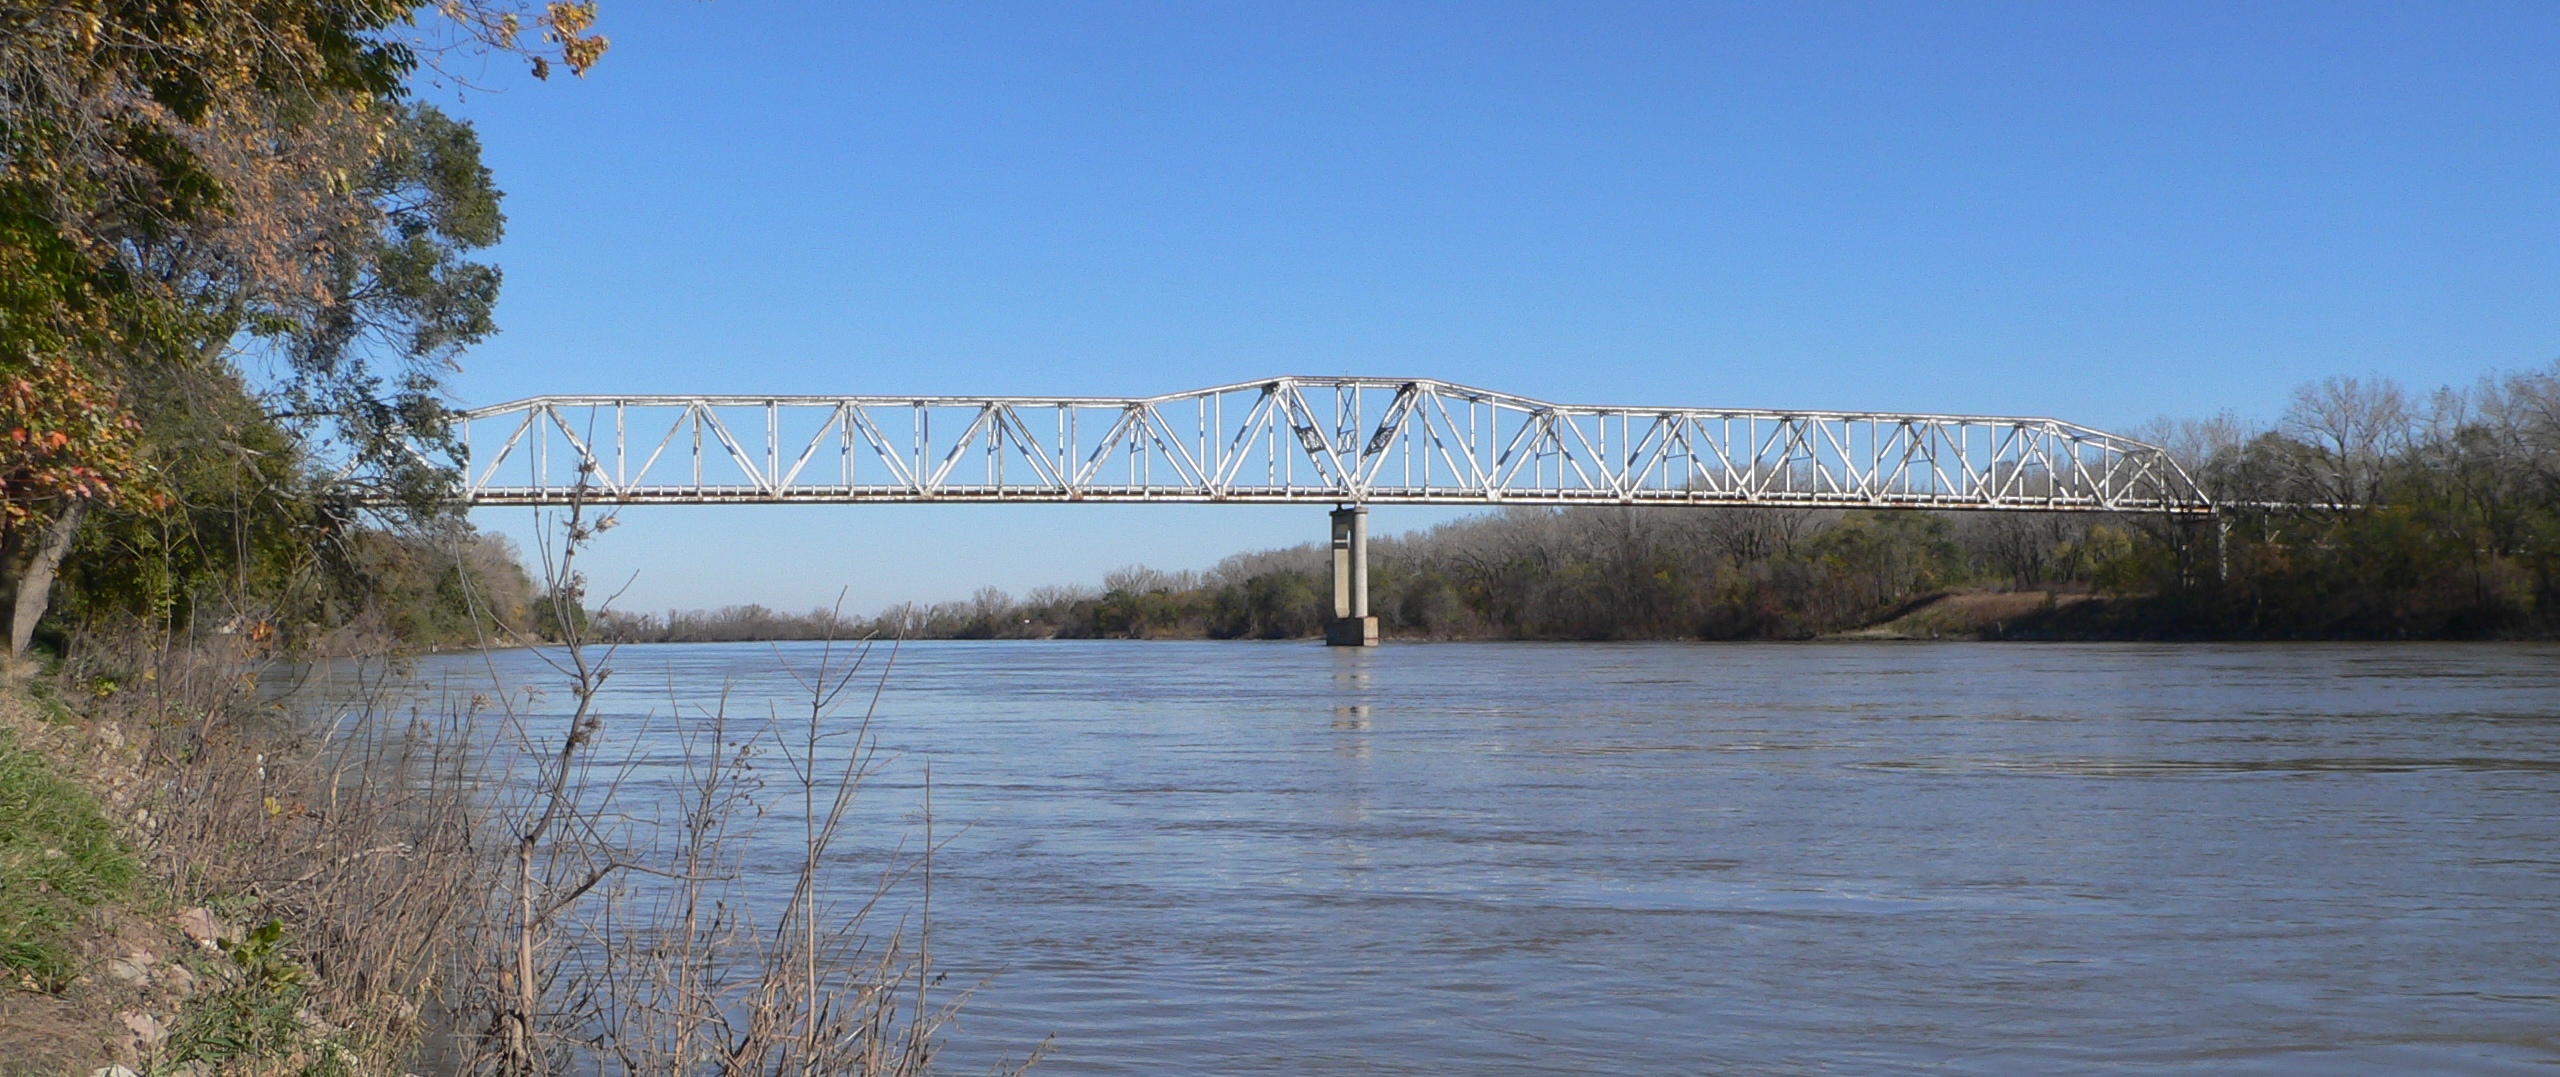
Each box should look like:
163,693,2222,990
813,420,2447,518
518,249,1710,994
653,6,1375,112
444,376,2210,514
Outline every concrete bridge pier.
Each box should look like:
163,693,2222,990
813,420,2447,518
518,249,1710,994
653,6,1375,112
1326,505,1378,647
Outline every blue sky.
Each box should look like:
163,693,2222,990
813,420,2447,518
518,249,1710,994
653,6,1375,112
431,1,2560,614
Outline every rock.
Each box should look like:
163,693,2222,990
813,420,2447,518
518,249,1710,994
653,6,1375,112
175,906,223,949
104,955,152,985
295,1006,344,1038
116,1009,167,1047
90,1066,141,1077
159,961,198,995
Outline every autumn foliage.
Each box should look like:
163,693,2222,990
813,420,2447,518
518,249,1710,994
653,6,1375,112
0,359,153,524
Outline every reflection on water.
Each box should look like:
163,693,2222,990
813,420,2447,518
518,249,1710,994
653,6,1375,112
356,641,2560,1076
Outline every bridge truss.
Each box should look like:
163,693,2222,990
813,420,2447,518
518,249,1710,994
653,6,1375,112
445,376,2211,513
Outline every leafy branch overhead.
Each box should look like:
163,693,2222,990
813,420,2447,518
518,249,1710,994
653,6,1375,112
437,0,613,81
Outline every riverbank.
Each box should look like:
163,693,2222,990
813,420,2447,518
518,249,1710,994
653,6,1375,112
0,646,477,1076
0,633,1032,1077
1837,590,2555,642
1826,590,2102,640
0,677,148,1073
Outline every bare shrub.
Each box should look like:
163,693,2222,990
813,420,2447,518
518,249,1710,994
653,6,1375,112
49,487,1041,1074
439,487,1045,1076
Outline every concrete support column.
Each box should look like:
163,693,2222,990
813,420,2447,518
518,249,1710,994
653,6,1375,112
1349,507,1369,619
1330,508,1354,620
2216,511,2231,583
1326,505,1378,647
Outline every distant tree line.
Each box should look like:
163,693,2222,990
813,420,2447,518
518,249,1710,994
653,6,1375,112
2129,363,2560,637
597,363,2560,644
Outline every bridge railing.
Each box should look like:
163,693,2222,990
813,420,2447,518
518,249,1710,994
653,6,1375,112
441,376,2212,513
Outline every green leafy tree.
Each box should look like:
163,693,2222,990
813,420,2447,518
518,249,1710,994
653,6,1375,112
0,0,607,651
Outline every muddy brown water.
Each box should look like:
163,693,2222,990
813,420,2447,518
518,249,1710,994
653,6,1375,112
369,640,2560,1075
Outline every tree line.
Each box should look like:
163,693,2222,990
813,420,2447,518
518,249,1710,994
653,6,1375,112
597,363,2560,644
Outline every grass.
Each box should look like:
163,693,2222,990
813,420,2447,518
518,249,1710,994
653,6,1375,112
0,726,136,989
167,919,360,1077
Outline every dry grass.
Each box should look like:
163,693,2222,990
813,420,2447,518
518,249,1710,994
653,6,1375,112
48,633,490,1073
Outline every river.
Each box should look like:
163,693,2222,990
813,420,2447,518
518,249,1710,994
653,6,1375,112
374,640,2559,1075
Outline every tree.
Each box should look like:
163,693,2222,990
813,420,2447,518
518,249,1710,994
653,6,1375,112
0,0,606,652
0,357,154,652
254,100,506,517
2278,375,2411,511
